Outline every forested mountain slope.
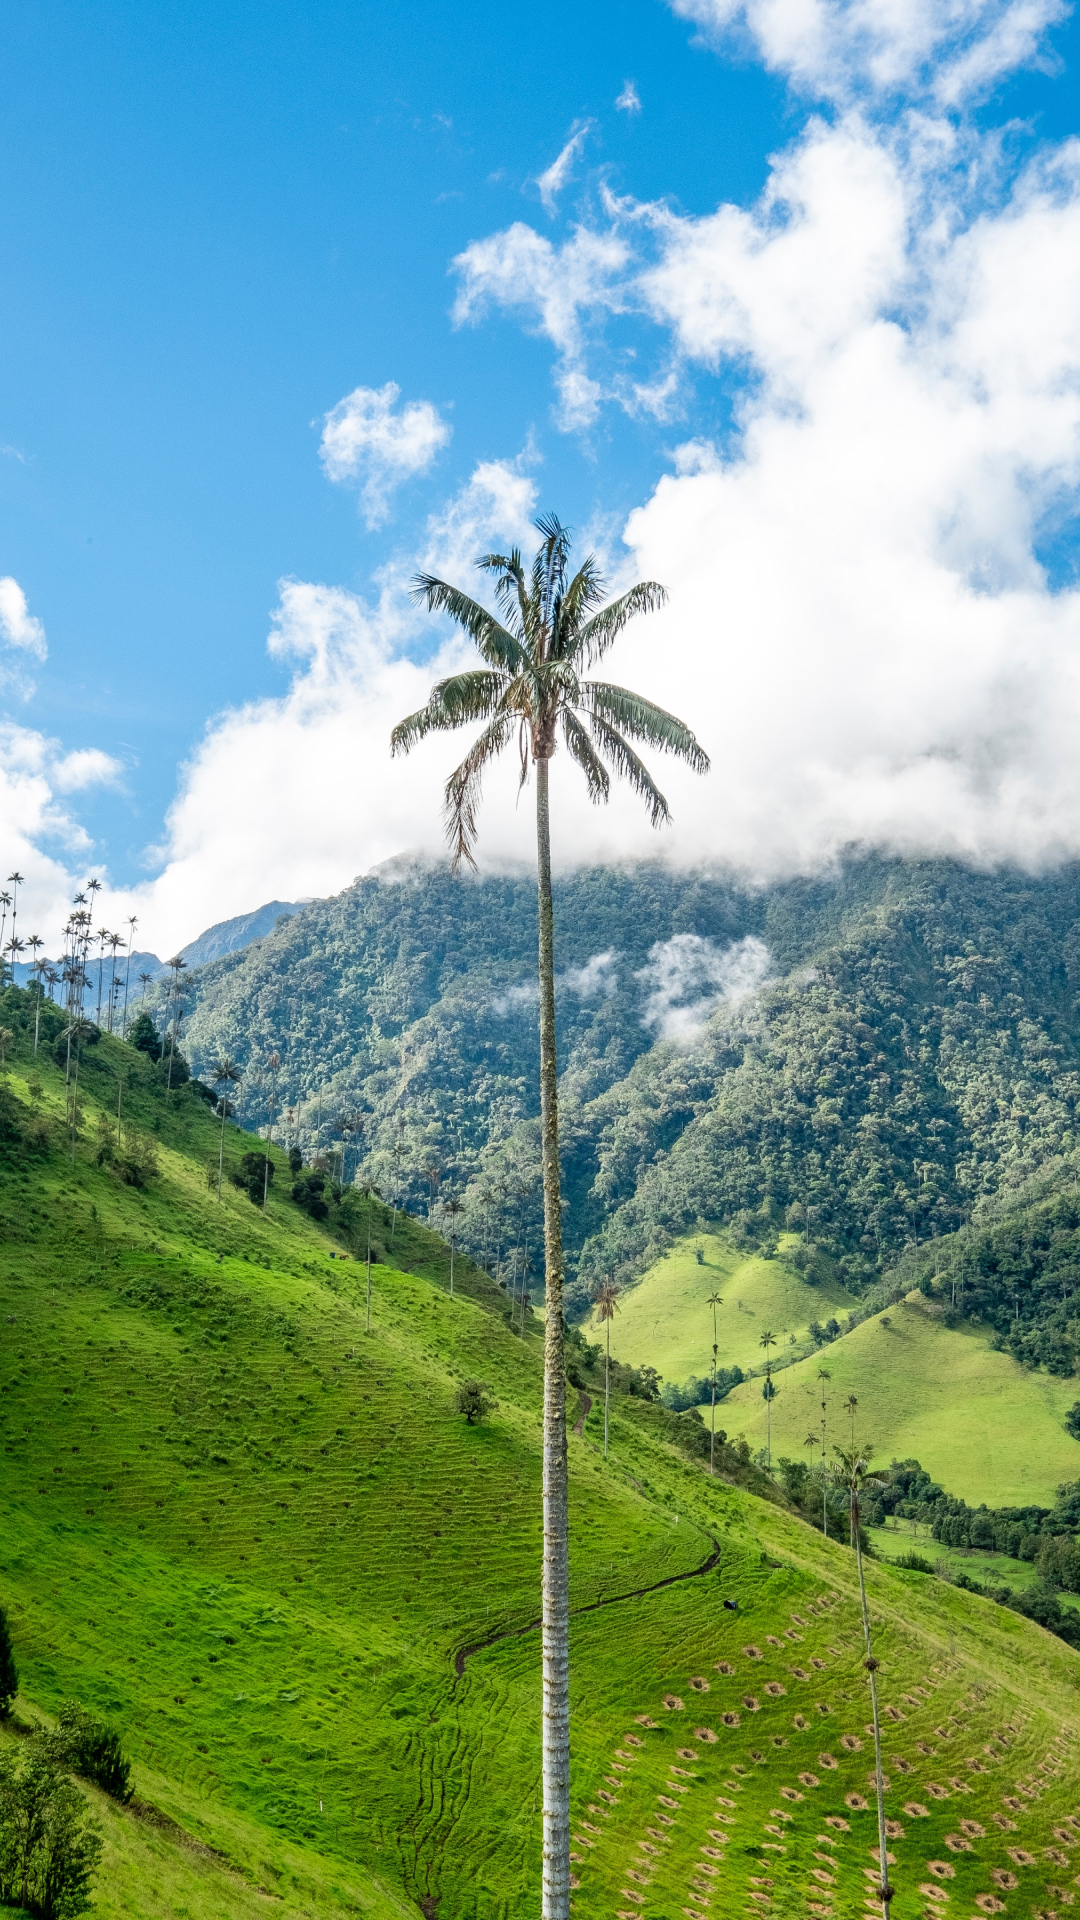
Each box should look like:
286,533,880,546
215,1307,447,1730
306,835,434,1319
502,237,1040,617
7,984,1080,1917
170,855,1080,1313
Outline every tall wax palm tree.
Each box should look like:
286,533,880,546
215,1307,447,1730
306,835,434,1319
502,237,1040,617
211,1058,241,1200
107,931,123,1031
355,1179,382,1332
707,1291,722,1474
834,1442,891,1920
818,1368,831,1536
759,1329,777,1467
594,1277,620,1460
393,513,709,1920
26,936,44,1051
163,955,187,1089
442,1193,465,1297
6,872,24,975
121,916,138,1037
0,893,11,964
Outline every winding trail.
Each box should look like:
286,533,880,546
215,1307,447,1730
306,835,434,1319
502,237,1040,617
572,1391,592,1436
453,1532,722,1676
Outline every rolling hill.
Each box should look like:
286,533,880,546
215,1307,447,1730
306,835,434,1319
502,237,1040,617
586,1232,859,1386
6,982,1080,1918
718,1289,1080,1509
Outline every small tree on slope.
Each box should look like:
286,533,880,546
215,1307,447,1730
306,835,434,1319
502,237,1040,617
0,1605,17,1718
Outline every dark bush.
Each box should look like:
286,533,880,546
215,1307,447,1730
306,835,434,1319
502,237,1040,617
288,1145,303,1175
125,1011,161,1062
454,1380,494,1424
291,1171,328,1220
38,1701,133,1803
0,1606,17,1717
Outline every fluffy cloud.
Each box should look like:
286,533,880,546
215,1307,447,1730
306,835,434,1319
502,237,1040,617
0,577,47,698
121,460,542,953
452,225,628,428
615,80,642,113
0,721,122,942
319,382,451,527
669,0,1067,103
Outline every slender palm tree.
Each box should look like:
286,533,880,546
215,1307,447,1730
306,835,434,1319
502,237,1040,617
211,1057,241,1199
845,1391,859,1450
121,916,138,1037
0,1027,13,1066
162,955,187,1087
759,1328,777,1466
818,1367,831,1536
6,872,24,974
262,1052,280,1207
394,513,708,1918
593,1277,620,1459
26,935,44,1051
442,1193,465,1297
355,1179,382,1332
707,1291,722,1474
834,1442,890,1920
0,893,11,963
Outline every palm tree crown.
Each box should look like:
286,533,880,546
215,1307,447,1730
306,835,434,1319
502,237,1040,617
391,512,709,865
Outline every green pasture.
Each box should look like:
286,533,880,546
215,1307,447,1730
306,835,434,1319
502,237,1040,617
6,1000,1080,1915
587,1231,859,1385
720,1291,1080,1506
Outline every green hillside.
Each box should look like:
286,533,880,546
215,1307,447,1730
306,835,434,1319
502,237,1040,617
719,1290,1080,1508
587,1233,858,1385
7,984,1080,1918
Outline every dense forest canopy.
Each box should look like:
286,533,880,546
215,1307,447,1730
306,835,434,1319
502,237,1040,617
161,853,1080,1316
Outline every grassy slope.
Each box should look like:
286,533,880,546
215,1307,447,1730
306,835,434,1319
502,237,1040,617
6,1008,1080,1918
719,1289,1080,1506
586,1232,859,1384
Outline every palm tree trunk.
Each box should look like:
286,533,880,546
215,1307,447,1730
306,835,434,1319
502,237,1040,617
604,1320,610,1460
217,1100,227,1201
852,1491,891,1919
536,754,569,1920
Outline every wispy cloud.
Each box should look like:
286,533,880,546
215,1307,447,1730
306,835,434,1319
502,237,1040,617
615,79,642,113
0,576,47,699
319,382,451,528
537,122,592,214
636,934,771,1042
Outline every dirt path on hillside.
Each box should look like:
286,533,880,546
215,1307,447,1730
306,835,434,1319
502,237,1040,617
453,1532,722,1677
572,1391,592,1435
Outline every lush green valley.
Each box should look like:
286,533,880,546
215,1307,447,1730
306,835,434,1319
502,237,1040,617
9,978,1080,1916
160,855,1080,1321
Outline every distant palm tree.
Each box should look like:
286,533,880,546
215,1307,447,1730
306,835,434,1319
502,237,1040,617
211,1057,241,1200
834,1442,890,1920
817,1368,831,1535
0,1026,13,1066
262,1052,280,1207
393,513,708,1919
442,1193,465,1298
162,955,187,1089
707,1291,723,1474
759,1328,777,1466
593,1277,620,1459
356,1179,382,1333
6,872,24,973
26,935,44,1051
121,915,138,1036
845,1391,859,1450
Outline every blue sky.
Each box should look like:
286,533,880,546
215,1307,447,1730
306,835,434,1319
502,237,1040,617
2,0,1080,950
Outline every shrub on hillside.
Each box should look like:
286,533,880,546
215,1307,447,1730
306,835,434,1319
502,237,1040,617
0,1749,102,1918
291,1171,329,1220
288,1145,303,1174
125,1011,161,1062
233,1151,273,1206
35,1702,133,1804
454,1380,495,1424
95,1118,159,1188
0,1606,17,1718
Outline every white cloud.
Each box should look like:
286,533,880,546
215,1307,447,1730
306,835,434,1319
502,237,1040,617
0,721,123,945
0,578,46,697
537,123,592,214
668,0,1067,104
452,224,629,428
615,80,643,113
52,748,123,795
636,934,772,1041
561,950,619,999
319,382,451,527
